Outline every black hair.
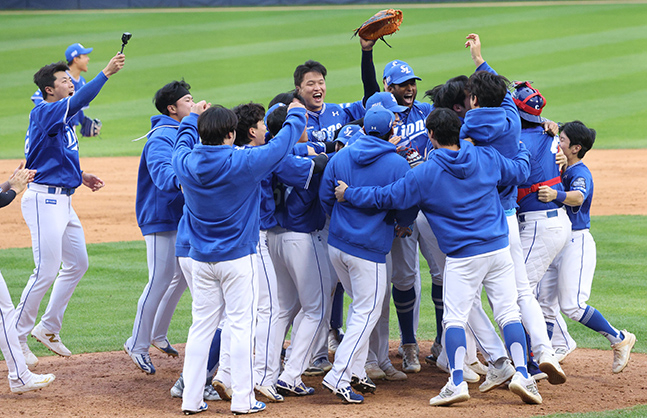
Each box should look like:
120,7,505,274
520,119,541,130
197,105,238,146
466,71,510,108
232,102,266,146
424,75,469,109
154,80,191,116
33,61,69,100
269,91,296,108
425,108,462,147
561,120,595,158
293,60,327,87
266,106,288,138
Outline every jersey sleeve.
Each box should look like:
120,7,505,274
345,167,423,211
145,129,181,192
274,154,315,190
494,141,531,187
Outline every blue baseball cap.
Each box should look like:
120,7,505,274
364,106,395,137
366,92,408,113
65,43,93,62
336,123,362,145
383,60,421,86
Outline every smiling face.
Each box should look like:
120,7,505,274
170,94,195,121
386,79,417,108
46,71,74,101
559,131,580,164
297,71,326,112
74,54,90,73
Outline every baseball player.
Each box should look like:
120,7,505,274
296,38,380,143
1,164,56,394
31,43,102,138
15,53,124,368
172,100,306,415
337,107,541,406
537,121,636,373
319,105,418,403
460,34,566,386
124,80,194,375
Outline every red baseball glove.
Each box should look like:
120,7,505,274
353,9,403,47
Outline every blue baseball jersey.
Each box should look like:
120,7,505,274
517,126,564,213
25,72,108,187
31,71,87,127
306,101,365,142
562,161,593,230
393,101,435,160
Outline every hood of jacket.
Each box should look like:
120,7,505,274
347,133,398,166
460,107,508,144
428,140,479,180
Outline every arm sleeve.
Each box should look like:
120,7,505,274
0,189,17,208
361,49,380,105
248,107,307,183
345,168,423,211
497,142,531,187
146,129,181,192
274,154,315,190
172,113,200,185
318,160,336,216
67,72,108,119
311,154,329,174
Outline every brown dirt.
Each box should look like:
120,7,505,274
1,150,646,417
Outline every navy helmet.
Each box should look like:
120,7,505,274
511,81,546,123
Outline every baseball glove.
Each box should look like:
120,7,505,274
81,116,102,137
398,147,424,168
353,9,403,47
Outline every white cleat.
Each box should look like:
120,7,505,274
31,322,71,357
509,371,542,404
612,330,636,373
11,373,56,394
429,378,469,406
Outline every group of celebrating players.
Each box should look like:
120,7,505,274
0,30,635,416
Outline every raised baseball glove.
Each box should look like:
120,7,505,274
81,116,102,137
353,9,403,47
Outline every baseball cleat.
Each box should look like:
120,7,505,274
383,365,407,381
233,401,266,415
429,341,442,362
537,351,566,385
424,354,436,366
151,338,179,357
365,362,387,380
508,372,542,404
612,330,636,373
304,356,332,376
527,359,548,381
554,344,576,363
170,375,184,398
203,376,221,401
323,380,364,404
466,360,489,376
123,343,156,375
276,379,314,396
31,322,71,357
351,374,376,394
255,384,284,402
429,378,469,406
401,343,421,373
479,359,515,393
436,356,481,383
11,373,56,394
183,401,208,415
328,328,343,353
212,378,233,401
20,342,39,369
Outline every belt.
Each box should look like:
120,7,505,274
517,176,562,202
29,183,76,196
518,209,558,223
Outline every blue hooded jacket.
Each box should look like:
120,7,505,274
460,61,521,212
172,108,306,262
136,114,184,235
320,134,417,263
344,140,530,258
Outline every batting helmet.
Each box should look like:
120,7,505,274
511,81,546,123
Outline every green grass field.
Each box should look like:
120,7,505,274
1,2,647,158
1,4,646,417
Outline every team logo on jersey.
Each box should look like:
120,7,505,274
332,111,339,117
45,199,57,205
572,177,587,191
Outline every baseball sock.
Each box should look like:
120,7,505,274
207,328,222,376
445,326,465,386
579,306,623,344
393,286,416,344
431,283,444,345
503,322,529,378
330,282,344,330
545,321,555,340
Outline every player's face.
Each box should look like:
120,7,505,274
48,71,74,101
559,132,580,161
251,120,267,146
173,94,195,120
297,71,326,112
75,54,90,72
387,79,417,108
